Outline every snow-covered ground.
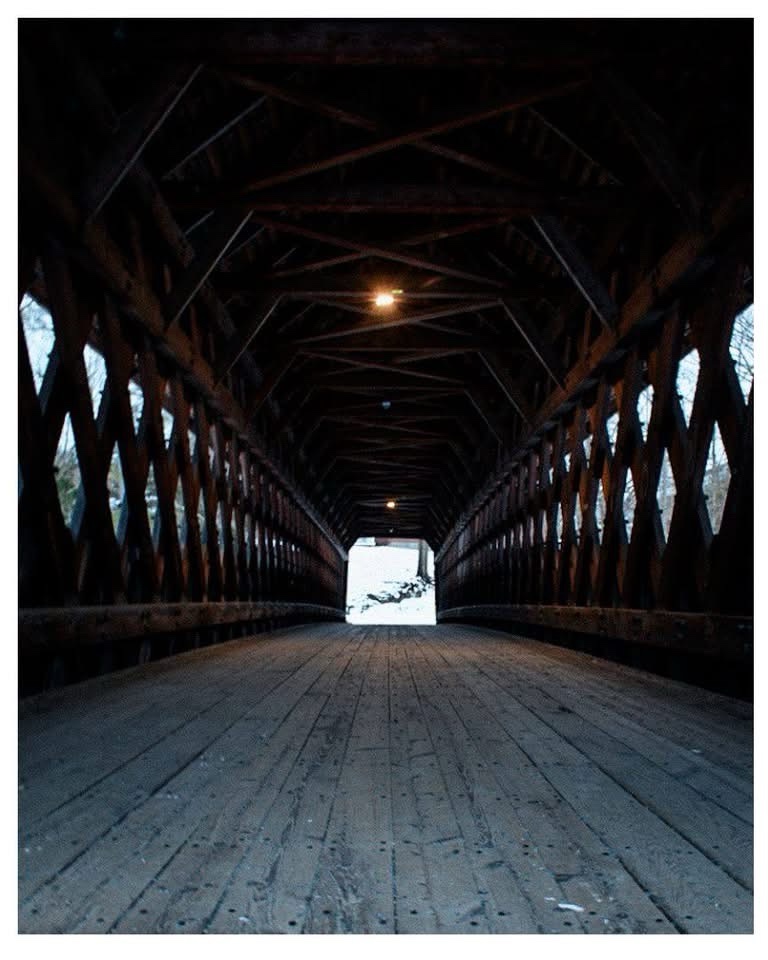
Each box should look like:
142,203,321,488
346,543,436,625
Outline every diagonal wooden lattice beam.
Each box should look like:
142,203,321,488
479,351,534,424
595,66,703,229
187,74,585,199
531,215,618,330
165,209,253,328
294,301,499,343
207,215,506,288
83,63,203,221
214,293,283,382
264,218,514,281
500,298,566,388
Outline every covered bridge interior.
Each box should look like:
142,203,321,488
18,19,753,935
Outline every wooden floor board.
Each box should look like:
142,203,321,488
446,630,754,869
426,628,752,933
19,623,753,934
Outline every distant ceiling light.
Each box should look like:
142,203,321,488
374,292,395,308
386,500,397,510
381,400,391,410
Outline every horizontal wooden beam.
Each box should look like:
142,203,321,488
19,602,345,653
437,604,752,663
121,20,609,67
170,183,622,217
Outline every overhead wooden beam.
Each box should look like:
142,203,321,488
277,288,515,302
294,301,498,343
245,350,298,419
531,215,618,330
162,94,268,178
185,75,585,199
323,417,462,440
304,353,464,385
83,63,203,221
527,106,623,186
266,218,513,280
213,293,283,381
595,66,703,228
225,73,575,189
190,215,506,289
33,26,270,412
122,20,606,67
464,389,507,444
171,182,622,217
479,352,534,423
165,208,253,328
500,299,566,388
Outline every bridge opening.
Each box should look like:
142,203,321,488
346,537,436,624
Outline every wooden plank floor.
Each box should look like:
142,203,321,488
18,623,753,934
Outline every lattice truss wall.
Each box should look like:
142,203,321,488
19,275,344,609
436,261,753,655
18,256,346,690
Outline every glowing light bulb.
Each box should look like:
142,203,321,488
386,500,397,510
374,292,395,308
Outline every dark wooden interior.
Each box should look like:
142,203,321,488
18,19,753,934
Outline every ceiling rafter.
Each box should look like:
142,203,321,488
184,73,586,199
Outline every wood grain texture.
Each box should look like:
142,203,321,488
19,623,752,934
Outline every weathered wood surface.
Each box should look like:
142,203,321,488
438,605,752,661
18,602,344,653
19,623,752,934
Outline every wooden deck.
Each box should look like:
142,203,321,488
19,623,753,934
